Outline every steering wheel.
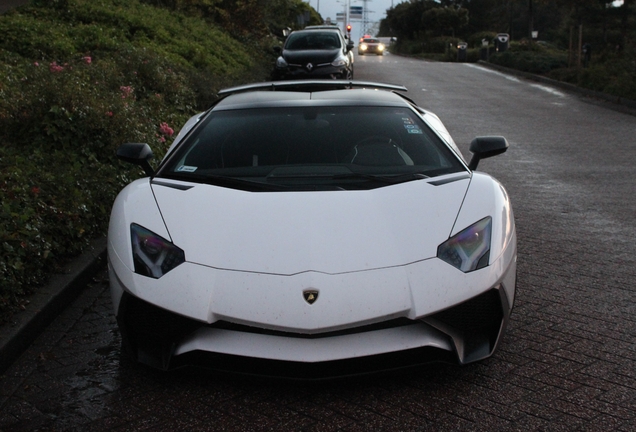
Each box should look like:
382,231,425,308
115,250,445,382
348,136,413,166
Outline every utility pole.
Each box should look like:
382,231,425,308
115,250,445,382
528,0,534,42
362,0,371,36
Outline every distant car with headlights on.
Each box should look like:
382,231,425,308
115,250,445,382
358,37,385,55
109,80,516,378
272,29,354,80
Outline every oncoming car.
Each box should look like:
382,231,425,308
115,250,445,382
358,37,385,55
272,29,354,80
109,80,517,377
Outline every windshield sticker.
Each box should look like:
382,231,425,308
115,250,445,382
403,120,423,134
176,165,198,173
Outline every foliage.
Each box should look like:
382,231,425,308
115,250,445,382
136,0,322,37
380,0,635,102
489,41,569,74
0,0,282,321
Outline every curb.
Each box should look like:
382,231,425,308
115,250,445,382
0,237,107,374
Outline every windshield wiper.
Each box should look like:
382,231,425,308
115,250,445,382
162,173,289,191
331,172,429,184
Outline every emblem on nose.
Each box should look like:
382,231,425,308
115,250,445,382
303,290,319,305
306,62,313,72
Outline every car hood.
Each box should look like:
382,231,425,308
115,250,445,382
283,49,340,65
151,176,470,275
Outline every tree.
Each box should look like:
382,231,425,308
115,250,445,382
422,7,469,37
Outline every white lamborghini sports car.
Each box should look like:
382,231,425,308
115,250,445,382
108,81,517,377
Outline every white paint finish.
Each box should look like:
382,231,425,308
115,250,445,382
152,176,469,275
174,323,454,362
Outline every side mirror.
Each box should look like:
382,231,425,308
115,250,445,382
467,136,508,170
347,41,354,52
117,143,155,177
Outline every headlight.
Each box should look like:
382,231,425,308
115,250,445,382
276,56,288,68
378,44,385,51
331,56,347,67
360,44,368,51
437,217,491,273
131,224,185,279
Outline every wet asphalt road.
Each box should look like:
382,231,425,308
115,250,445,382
1,54,635,431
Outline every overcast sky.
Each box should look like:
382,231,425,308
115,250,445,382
305,0,398,38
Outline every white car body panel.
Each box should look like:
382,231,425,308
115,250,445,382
109,245,515,331
108,171,517,334
152,175,470,275
174,324,454,362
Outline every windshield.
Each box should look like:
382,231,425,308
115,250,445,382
159,106,466,191
285,32,341,50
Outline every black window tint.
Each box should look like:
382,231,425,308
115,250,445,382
160,106,465,179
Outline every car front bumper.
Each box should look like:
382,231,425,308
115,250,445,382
109,234,516,374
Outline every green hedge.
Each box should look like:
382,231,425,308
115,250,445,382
489,50,569,74
0,0,272,321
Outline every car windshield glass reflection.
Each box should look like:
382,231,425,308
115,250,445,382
160,106,466,191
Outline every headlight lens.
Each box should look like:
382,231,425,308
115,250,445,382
331,56,347,67
360,44,368,51
437,217,491,273
276,56,288,68
378,44,385,51
131,224,185,279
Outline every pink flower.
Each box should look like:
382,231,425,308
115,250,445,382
34,62,39,67
82,56,92,64
158,136,166,143
49,61,64,73
106,111,113,117
158,122,174,137
120,86,133,99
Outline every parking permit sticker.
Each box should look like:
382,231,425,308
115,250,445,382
402,118,422,134
176,165,198,172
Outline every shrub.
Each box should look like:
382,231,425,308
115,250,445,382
489,50,568,74
0,0,273,322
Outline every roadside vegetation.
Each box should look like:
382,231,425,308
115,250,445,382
380,0,636,101
0,0,318,322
